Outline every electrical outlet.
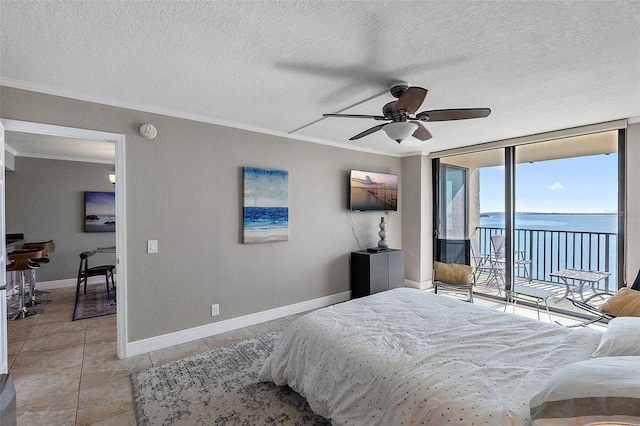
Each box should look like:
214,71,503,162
211,304,219,317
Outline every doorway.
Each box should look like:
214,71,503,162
0,119,127,359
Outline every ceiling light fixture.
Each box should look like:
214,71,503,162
108,174,116,185
383,122,418,143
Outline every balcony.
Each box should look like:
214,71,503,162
472,226,617,317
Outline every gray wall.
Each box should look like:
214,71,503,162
625,122,640,284
4,85,637,344
400,155,435,288
401,155,430,285
5,157,116,281
0,86,402,342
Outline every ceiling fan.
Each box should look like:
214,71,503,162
323,83,491,143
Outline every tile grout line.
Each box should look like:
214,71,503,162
76,317,89,426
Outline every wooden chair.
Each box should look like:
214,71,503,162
76,251,116,299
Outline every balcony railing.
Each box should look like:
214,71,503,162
476,226,617,292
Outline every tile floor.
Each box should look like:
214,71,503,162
6,285,603,425
6,286,301,425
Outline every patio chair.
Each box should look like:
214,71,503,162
433,261,475,303
470,236,505,287
490,235,532,283
564,286,640,327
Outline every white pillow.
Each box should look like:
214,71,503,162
591,316,640,358
530,356,640,425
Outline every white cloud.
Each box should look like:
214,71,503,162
549,182,564,191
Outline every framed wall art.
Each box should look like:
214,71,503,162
84,191,116,232
243,167,289,243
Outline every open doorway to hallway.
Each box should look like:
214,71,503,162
1,119,127,358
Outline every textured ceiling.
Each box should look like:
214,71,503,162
1,1,639,159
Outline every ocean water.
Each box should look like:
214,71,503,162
243,207,288,230
85,214,116,232
480,213,617,234
350,187,397,211
478,212,619,289
243,206,288,244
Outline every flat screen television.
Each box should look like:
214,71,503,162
349,169,398,211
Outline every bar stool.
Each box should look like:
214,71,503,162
7,249,45,320
21,240,55,305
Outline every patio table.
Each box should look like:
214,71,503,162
550,268,611,301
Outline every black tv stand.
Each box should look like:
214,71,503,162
350,249,404,298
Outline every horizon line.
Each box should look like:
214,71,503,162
480,211,618,215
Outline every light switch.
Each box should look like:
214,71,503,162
147,240,158,253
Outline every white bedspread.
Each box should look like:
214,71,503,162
258,288,603,425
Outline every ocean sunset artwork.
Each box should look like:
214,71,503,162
243,167,289,244
350,170,398,211
84,191,116,232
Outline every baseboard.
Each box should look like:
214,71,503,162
404,279,433,290
124,290,352,358
34,276,115,290
33,278,75,290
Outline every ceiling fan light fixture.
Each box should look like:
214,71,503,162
383,122,418,143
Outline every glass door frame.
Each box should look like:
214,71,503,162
433,158,471,265
433,128,627,294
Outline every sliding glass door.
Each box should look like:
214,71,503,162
434,161,470,265
433,129,625,299
514,134,620,293
435,149,506,277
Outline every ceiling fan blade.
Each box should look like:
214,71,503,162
395,87,427,114
349,124,387,140
412,122,432,141
323,113,387,120
415,108,491,122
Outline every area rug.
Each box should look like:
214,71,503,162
131,330,329,426
72,282,116,320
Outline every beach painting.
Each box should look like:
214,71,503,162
84,191,116,232
243,167,289,244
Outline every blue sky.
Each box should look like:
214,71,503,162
85,191,115,215
480,154,618,213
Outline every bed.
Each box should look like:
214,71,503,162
259,288,609,425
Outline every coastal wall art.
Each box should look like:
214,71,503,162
243,167,289,244
84,191,116,232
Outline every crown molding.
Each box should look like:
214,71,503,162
4,143,18,156
1,78,402,158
